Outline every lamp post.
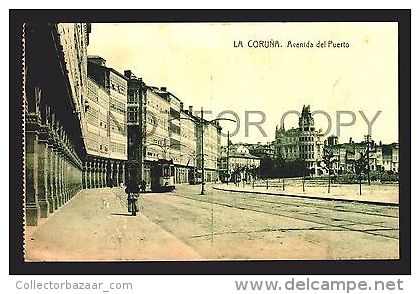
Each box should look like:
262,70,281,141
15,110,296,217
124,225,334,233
200,114,236,195
226,130,230,185
366,138,372,186
200,108,205,194
302,159,306,192
176,107,235,195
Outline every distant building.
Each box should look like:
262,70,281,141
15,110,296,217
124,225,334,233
324,136,399,174
382,143,399,172
274,127,300,160
275,105,324,175
246,141,276,159
220,144,260,182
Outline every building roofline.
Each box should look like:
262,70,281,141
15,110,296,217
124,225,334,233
226,154,261,159
87,60,128,81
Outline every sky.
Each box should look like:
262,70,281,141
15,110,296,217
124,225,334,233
87,22,398,145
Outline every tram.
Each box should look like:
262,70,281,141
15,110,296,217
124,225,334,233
150,159,176,192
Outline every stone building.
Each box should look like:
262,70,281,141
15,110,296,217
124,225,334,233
24,23,91,225
275,105,324,175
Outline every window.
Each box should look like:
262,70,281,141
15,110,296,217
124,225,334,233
128,90,139,104
170,138,181,150
110,98,126,114
170,122,180,134
170,107,180,119
127,107,138,123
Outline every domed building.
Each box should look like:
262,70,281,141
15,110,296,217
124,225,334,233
275,105,325,175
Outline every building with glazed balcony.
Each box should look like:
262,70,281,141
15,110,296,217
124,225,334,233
83,56,128,188
124,69,222,186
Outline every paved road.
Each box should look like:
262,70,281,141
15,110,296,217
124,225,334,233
116,184,399,260
26,184,399,261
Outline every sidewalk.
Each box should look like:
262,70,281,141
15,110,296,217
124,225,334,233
25,188,202,261
213,182,399,206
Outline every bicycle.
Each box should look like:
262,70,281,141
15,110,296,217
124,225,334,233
127,192,139,216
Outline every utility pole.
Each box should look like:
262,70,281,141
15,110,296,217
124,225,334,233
302,161,306,192
367,139,371,185
200,107,205,195
226,130,230,185
139,80,146,184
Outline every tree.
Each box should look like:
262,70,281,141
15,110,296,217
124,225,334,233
276,157,286,190
355,151,369,195
296,159,310,192
259,157,276,179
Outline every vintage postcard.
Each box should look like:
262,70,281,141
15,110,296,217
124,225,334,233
11,10,410,274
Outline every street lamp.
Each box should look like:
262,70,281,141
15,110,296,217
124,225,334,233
365,138,373,186
198,107,236,195
226,130,230,185
175,107,236,195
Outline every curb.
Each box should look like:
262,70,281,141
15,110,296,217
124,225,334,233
213,186,399,207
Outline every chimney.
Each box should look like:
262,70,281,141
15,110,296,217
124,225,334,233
189,106,193,115
124,70,132,78
88,55,106,66
180,102,184,110
160,87,167,92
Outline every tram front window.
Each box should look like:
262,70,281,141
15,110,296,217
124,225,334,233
162,165,170,177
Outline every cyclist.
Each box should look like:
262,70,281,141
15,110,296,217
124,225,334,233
125,179,140,216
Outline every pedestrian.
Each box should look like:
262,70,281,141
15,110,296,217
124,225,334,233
125,179,140,215
140,179,146,193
